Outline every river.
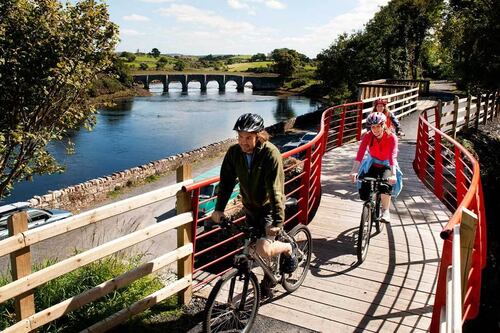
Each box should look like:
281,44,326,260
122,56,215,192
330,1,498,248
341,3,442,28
3,82,321,204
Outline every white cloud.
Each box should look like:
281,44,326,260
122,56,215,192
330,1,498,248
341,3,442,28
264,0,286,10
280,0,389,56
140,0,176,3
123,14,150,22
159,4,256,33
120,28,144,37
227,0,285,14
228,0,250,10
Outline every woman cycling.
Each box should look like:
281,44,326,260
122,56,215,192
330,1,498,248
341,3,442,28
373,98,405,137
350,112,403,223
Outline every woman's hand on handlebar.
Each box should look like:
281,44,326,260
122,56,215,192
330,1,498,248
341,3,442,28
350,173,358,183
388,175,397,185
211,210,225,224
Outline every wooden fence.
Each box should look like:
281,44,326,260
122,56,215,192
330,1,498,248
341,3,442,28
0,179,194,332
433,92,499,138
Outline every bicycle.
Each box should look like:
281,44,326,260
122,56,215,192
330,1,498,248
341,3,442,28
203,204,313,333
357,177,391,263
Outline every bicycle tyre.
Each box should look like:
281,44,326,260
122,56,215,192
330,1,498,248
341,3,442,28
282,224,313,292
374,193,384,233
357,202,372,263
204,268,260,333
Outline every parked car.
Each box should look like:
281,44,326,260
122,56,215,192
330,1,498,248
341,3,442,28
194,166,240,217
299,131,318,145
280,141,306,158
0,202,72,239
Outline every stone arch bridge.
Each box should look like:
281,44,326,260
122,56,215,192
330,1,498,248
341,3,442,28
132,73,282,92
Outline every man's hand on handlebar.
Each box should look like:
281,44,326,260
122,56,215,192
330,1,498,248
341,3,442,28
266,225,281,237
211,210,225,224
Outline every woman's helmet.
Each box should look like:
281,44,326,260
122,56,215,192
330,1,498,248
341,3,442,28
366,112,387,127
233,113,264,132
374,98,388,106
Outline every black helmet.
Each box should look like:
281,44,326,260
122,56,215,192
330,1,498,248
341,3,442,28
233,113,264,132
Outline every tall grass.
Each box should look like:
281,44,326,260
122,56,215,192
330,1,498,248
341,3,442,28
0,254,165,332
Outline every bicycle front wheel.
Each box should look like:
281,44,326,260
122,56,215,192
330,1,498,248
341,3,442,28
374,193,384,233
357,202,372,263
282,224,312,292
204,268,260,333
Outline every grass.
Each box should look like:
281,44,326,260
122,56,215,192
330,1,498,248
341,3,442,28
227,61,272,72
0,254,170,332
145,174,160,183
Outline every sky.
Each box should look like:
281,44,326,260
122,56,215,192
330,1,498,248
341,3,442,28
108,0,391,58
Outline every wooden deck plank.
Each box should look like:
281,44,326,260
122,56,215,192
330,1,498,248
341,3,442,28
258,141,446,332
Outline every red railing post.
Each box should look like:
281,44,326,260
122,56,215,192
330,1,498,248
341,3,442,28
299,147,312,224
337,106,346,147
434,132,444,200
418,117,429,180
356,103,363,141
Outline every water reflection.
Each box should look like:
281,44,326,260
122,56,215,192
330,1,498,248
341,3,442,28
5,89,321,203
273,98,296,122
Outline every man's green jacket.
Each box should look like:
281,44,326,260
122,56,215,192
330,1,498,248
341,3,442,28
215,141,285,227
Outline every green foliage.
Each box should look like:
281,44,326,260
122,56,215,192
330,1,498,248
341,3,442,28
139,63,148,70
0,255,164,331
0,0,118,198
270,48,302,77
150,48,161,58
316,0,444,100
440,0,500,90
173,60,186,71
250,53,267,62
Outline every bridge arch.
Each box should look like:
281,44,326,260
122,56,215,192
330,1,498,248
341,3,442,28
167,74,187,92
186,74,207,92
206,74,225,91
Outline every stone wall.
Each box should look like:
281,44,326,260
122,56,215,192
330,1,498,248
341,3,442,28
28,138,236,211
28,108,324,212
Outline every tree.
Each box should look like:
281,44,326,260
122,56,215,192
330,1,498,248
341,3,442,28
0,0,118,198
150,48,161,58
270,48,301,77
174,60,186,71
250,53,267,62
139,63,148,70
440,0,500,90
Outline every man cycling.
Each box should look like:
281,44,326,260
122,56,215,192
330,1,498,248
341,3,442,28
350,112,403,223
211,113,297,299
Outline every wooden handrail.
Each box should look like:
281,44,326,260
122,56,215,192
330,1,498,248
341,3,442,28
0,179,193,258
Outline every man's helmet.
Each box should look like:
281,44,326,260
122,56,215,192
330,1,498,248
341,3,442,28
366,112,387,127
233,113,264,132
374,98,388,106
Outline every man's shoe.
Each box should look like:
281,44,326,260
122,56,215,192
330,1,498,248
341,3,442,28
280,242,298,274
381,209,391,223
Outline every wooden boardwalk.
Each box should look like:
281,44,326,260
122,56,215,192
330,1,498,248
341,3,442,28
258,140,450,332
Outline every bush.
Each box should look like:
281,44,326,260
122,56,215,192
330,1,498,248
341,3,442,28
0,254,164,332
139,63,148,70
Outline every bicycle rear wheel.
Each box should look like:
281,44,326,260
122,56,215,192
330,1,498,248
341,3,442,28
357,202,372,263
282,224,312,292
204,268,260,333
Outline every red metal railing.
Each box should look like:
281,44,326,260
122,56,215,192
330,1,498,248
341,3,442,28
182,101,364,289
413,105,487,332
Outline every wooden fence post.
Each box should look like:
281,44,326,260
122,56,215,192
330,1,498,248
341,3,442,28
452,96,459,139
474,94,481,130
482,93,488,125
8,211,35,320
460,208,478,303
464,95,472,129
436,100,443,130
175,164,193,305
490,91,497,121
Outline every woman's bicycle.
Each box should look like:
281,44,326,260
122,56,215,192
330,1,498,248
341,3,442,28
203,207,313,333
357,177,391,263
